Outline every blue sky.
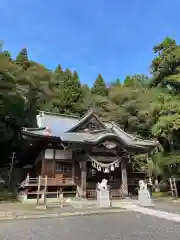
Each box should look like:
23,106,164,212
1,0,180,86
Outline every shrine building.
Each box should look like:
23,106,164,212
19,110,159,201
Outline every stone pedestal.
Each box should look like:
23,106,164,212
97,189,111,208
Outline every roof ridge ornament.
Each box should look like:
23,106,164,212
103,141,117,149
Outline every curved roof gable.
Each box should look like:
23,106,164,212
67,110,107,132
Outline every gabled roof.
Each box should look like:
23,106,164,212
67,109,107,132
22,111,159,153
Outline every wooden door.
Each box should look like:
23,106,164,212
42,159,55,178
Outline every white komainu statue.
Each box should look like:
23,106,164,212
96,179,111,208
97,179,108,191
138,180,153,207
139,180,147,191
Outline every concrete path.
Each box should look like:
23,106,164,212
113,199,180,223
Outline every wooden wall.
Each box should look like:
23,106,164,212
38,145,143,192
41,148,74,182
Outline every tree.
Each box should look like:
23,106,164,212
150,37,180,88
0,53,25,103
124,74,149,88
0,53,28,165
52,69,83,115
20,63,53,126
109,78,121,87
53,64,64,88
16,48,30,70
0,40,3,53
92,74,108,96
3,51,12,62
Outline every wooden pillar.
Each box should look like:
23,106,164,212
79,161,87,198
72,152,76,184
43,175,48,209
41,159,44,176
36,175,41,205
121,159,128,197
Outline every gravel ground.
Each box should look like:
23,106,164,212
0,212,180,240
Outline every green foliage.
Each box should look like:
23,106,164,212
151,37,180,88
49,68,84,116
53,64,64,88
16,48,30,70
110,78,121,87
92,74,108,96
3,51,12,61
124,74,149,88
0,40,4,53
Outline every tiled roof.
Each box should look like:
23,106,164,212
37,111,80,134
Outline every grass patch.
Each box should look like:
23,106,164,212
0,191,17,202
152,191,169,198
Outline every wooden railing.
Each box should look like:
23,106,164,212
87,189,97,199
86,188,124,199
110,189,123,199
20,176,75,188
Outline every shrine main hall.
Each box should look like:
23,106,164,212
20,110,159,200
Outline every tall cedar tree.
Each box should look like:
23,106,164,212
92,74,108,96
54,64,64,88
16,48,30,70
57,69,83,115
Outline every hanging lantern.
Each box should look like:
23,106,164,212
115,162,119,168
110,165,115,171
97,165,102,172
104,168,109,173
